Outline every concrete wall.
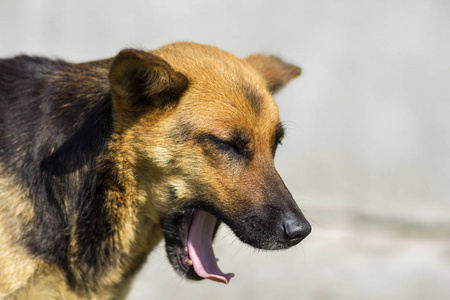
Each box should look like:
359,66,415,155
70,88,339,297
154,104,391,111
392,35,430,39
1,0,449,299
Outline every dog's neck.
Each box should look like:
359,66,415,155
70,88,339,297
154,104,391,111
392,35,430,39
68,100,165,293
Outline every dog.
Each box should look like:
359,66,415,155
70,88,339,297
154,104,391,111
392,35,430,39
0,42,311,299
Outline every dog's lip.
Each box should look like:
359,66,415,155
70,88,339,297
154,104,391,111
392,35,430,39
177,211,194,272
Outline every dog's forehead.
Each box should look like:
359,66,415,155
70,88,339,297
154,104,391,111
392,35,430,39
180,66,279,137
174,84,279,141
153,42,280,133
155,43,266,88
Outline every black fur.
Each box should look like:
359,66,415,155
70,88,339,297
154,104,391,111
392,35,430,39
0,56,116,289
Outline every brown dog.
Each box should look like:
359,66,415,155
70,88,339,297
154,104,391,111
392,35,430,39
0,42,311,299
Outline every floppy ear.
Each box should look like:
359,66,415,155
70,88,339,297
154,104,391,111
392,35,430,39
109,49,189,111
245,54,301,94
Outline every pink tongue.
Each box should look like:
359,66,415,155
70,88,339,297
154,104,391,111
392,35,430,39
187,210,234,284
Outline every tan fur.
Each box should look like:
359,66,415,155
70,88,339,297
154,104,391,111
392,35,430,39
0,167,38,298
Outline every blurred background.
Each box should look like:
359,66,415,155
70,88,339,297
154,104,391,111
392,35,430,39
1,0,449,299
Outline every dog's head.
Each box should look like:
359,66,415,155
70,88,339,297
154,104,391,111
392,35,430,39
108,42,311,284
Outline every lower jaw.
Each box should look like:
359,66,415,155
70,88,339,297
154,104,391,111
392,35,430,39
185,266,203,280
174,248,202,280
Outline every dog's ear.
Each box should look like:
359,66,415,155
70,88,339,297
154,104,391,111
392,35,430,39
245,54,301,94
109,49,189,111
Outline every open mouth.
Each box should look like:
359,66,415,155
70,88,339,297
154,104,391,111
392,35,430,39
162,202,310,284
163,209,235,284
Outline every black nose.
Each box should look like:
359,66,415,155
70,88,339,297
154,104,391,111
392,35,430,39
283,217,312,244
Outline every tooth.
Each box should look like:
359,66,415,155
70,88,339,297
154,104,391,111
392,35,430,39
188,260,193,266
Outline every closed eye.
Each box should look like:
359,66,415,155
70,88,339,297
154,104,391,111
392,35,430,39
201,131,251,159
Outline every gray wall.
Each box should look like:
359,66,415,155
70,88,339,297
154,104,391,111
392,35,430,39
1,0,449,299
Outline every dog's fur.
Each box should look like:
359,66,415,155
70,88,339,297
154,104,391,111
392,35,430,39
0,42,310,299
